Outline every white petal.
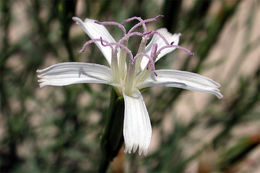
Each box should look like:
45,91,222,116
123,90,152,155
138,70,223,99
72,17,116,65
37,62,112,87
141,28,181,69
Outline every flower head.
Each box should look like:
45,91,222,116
37,15,223,155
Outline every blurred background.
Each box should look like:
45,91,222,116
0,0,260,172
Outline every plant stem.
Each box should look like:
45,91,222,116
99,89,125,173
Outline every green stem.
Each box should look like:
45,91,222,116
99,89,125,173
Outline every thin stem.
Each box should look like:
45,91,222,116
99,89,125,173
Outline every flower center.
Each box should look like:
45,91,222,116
79,15,193,96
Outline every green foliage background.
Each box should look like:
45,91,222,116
0,0,260,172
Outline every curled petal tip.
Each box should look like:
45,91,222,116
72,16,80,23
217,93,224,99
37,74,43,78
39,83,45,88
132,145,138,153
138,147,148,156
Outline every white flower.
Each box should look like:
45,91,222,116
37,15,223,156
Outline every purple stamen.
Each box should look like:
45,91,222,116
95,21,127,35
155,14,164,19
143,31,153,36
128,15,164,34
151,44,158,60
147,60,157,76
145,31,170,45
134,53,157,76
122,16,142,24
99,37,134,61
79,37,134,61
119,31,152,43
122,16,147,33
79,39,113,53
100,37,108,47
134,53,151,63
156,44,194,56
